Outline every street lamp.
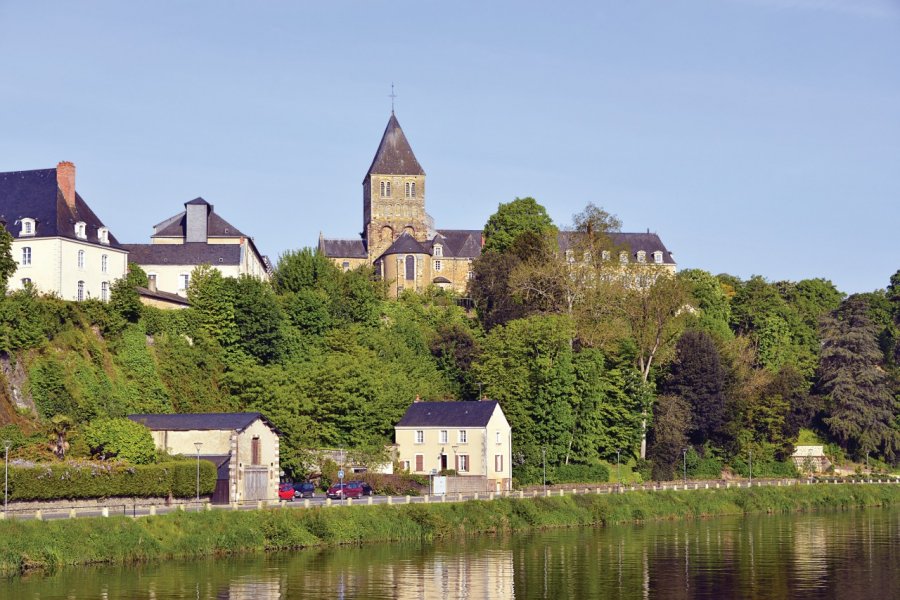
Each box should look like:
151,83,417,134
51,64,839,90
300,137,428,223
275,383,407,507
682,448,687,484
616,449,621,489
3,440,11,513
748,449,753,485
542,446,547,491
194,442,203,509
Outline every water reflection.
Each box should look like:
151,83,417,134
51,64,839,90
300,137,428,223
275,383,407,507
2,508,898,599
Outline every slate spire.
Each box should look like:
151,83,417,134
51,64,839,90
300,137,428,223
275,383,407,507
365,113,425,178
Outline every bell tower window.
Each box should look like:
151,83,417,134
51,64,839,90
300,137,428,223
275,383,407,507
380,180,391,197
405,181,416,198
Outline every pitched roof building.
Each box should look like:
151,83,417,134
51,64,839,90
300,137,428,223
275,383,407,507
320,113,676,297
0,162,128,301
123,197,270,298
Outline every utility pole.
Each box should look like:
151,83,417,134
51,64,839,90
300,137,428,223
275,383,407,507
194,442,203,510
3,440,10,514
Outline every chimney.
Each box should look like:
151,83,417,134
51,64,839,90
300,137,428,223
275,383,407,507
57,161,76,212
414,395,421,403
148,276,157,293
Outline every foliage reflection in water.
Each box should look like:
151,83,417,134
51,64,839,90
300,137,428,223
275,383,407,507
2,508,898,599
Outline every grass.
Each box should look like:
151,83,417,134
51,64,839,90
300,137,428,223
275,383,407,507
1,483,898,577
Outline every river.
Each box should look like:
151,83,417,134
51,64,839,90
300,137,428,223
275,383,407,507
3,507,898,599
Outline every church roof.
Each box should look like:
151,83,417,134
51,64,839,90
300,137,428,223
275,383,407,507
380,231,429,257
320,238,367,259
365,113,425,180
434,229,482,258
151,198,246,239
0,166,122,248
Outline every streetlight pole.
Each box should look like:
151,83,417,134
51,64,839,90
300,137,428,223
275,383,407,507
748,449,753,485
616,449,621,489
194,442,203,509
3,440,11,514
682,448,687,484
542,446,546,492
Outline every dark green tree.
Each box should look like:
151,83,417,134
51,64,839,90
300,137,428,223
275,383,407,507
224,275,286,364
0,227,18,292
647,394,691,481
482,197,556,254
83,417,156,464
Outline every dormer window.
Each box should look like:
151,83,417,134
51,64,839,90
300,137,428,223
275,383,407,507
380,180,391,197
98,227,109,245
565,250,575,264
433,244,442,257
619,251,629,263
583,251,592,263
405,181,416,198
653,251,663,264
637,250,646,263
20,218,35,237
75,221,87,240
601,250,611,261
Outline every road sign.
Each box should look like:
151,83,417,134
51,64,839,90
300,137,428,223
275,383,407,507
338,469,345,480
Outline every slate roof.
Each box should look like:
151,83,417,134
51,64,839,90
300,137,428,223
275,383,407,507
0,167,122,248
557,231,676,265
151,198,246,238
396,401,500,428
365,114,425,180
434,230,482,258
128,412,280,434
136,286,191,306
320,238,368,259
122,243,242,266
380,231,429,257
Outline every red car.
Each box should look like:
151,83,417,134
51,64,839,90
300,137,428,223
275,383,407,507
278,483,296,501
326,481,373,499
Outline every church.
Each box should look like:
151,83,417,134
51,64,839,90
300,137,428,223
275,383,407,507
319,113,481,297
319,113,676,297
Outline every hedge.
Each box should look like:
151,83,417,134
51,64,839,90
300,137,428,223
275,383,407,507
7,460,216,501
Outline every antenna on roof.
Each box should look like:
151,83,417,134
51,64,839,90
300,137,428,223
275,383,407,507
389,83,397,114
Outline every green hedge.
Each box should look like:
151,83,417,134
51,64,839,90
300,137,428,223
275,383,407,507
8,461,216,501
553,463,610,484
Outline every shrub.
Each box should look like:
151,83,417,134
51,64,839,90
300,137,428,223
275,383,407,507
83,418,156,464
553,463,610,484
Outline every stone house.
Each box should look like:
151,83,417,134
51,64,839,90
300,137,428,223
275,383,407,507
123,197,270,297
0,162,128,301
791,445,831,473
128,412,280,504
395,399,512,492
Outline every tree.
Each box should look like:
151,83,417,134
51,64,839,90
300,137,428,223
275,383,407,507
663,330,729,447
274,247,341,294
83,417,156,464
109,263,148,324
187,264,238,346
482,197,556,255
47,415,74,460
224,275,286,364
0,227,18,292
818,295,898,460
647,394,691,481
678,269,732,339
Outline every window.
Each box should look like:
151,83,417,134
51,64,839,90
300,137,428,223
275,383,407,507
342,261,350,271
440,430,448,444
637,250,646,263
75,221,87,239
77,250,85,269
496,431,501,444
495,455,504,472
20,218,35,237
101,281,108,302
433,259,442,272
380,180,391,197
468,269,475,281
433,244,442,257
98,227,109,245
415,430,424,444
180,273,190,290
601,250,611,261
405,181,416,198
458,430,467,443
402,460,411,472
101,254,108,273
415,454,424,472
21,278,31,287
21,247,31,266
251,437,261,465
405,255,415,280
565,250,575,264
619,251,629,263
147,273,157,288
76,280,84,301
457,454,469,472
653,251,663,264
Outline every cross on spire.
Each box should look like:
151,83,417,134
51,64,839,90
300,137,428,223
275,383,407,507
389,83,397,114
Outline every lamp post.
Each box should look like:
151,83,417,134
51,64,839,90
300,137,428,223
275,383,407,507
616,449,621,489
542,446,547,492
194,442,203,509
748,449,753,485
682,448,687,484
3,440,11,513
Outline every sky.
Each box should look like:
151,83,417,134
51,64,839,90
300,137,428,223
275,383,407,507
1,1,898,294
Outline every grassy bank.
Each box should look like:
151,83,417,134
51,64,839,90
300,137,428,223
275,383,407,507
2,484,898,577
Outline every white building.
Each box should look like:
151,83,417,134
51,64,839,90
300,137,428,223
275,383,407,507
0,162,128,301
123,197,270,297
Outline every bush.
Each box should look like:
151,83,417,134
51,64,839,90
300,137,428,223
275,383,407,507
8,460,216,501
83,418,156,464
552,463,610,484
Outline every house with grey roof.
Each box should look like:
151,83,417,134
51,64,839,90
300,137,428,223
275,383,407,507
128,412,280,504
395,399,512,492
123,197,270,299
0,162,128,301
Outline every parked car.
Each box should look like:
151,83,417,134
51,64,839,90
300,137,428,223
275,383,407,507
326,483,349,499
278,482,296,501
326,481,373,499
293,482,316,498
348,481,373,496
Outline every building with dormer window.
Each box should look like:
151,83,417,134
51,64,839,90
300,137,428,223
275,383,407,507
0,162,127,301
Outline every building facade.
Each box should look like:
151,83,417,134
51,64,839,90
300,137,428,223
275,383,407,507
123,197,270,297
0,162,128,301
395,399,512,492
128,412,281,504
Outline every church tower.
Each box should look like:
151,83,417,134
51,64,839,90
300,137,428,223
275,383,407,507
362,113,428,261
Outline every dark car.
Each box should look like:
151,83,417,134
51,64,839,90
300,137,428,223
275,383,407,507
326,483,349,499
293,482,316,498
326,481,373,499
348,481,373,496
278,482,296,501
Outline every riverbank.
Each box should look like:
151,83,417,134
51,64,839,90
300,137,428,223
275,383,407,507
2,484,898,577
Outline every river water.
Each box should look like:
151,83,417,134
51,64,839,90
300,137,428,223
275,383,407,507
4,507,898,599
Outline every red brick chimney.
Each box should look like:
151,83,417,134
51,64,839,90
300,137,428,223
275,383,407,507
57,161,76,212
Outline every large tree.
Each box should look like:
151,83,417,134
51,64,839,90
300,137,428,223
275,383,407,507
482,197,556,255
647,394,691,481
818,295,898,461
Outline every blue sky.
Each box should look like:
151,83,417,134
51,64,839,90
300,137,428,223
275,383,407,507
2,1,898,293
